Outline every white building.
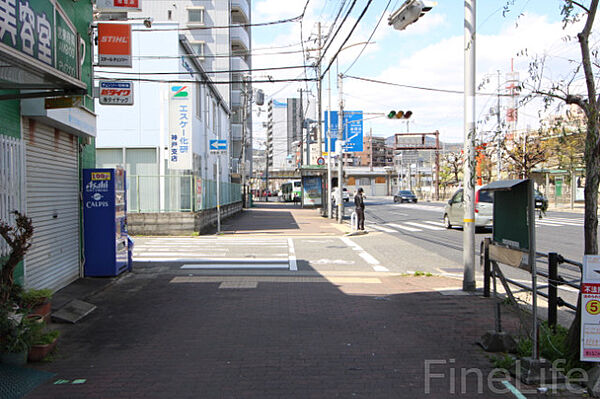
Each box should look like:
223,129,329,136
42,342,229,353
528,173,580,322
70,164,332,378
139,0,252,181
95,23,232,212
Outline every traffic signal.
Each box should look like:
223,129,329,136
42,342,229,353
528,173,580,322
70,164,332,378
387,110,412,119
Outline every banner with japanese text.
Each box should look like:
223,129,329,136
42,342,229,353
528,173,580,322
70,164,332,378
581,255,600,361
168,84,192,170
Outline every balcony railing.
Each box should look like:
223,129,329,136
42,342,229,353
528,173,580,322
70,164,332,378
231,25,249,51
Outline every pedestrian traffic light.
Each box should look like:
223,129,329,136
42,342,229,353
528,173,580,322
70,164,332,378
387,110,412,119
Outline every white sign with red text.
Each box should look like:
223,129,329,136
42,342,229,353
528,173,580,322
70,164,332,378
99,81,133,105
581,255,600,361
96,0,142,12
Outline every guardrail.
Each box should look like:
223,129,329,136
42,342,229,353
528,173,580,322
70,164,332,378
482,238,581,329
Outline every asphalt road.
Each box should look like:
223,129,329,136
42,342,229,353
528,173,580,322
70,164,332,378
362,198,585,264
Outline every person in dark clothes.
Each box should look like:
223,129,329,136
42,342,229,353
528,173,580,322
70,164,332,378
354,187,365,231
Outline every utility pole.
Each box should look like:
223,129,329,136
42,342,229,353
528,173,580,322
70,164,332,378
369,127,373,171
327,68,333,219
463,0,477,292
265,142,270,203
241,76,248,207
299,88,304,166
317,22,323,160
496,70,502,178
337,73,344,223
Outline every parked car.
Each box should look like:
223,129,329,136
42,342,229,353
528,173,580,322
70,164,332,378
535,189,548,210
443,187,494,229
331,187,350,203
393,190,418,203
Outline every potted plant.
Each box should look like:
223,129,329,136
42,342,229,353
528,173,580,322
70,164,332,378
28,330,59,362
21,288,53,322
0,304,36,366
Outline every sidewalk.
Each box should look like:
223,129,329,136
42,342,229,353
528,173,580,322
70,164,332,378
19,204,585,398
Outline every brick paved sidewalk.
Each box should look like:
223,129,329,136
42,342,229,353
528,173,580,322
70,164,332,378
23,271,565,399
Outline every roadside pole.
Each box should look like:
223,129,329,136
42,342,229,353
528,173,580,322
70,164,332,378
217,154,221,233
327,69,333,219
337,73,344,223
463,0,477,291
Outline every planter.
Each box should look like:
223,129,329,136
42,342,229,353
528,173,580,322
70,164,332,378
31,301,51,322
28,339,57,362
26,314,44,324
0,350,28,366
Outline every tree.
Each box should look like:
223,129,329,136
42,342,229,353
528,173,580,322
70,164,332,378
501,131,548,178
512,0,599,370
0,211,34,303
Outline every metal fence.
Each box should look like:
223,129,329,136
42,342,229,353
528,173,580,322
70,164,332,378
0,135,24,256
127,175,241,213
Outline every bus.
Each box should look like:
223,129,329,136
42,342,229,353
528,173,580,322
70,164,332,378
281,180,302,202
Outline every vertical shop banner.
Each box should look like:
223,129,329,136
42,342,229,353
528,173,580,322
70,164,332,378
98,23,131,67
168,85,192,170
581,255,600,361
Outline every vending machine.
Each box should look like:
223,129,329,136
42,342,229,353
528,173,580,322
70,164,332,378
82,168,130,277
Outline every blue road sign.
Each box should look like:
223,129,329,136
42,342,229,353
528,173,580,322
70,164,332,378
323,111,363,152
209,139,227,151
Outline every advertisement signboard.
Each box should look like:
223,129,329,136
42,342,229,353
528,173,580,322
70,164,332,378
581,255,600,361
323,111,363,153
99,81,133,105
0,1,79,78
168,84,192,170
98,23,132,67
96,0,142,12
302,176,322,206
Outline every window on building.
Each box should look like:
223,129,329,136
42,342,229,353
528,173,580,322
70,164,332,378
190,41,205,59
187,7,204,25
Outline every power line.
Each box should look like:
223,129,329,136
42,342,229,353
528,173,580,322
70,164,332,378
93,75,318,84
320,0,374,79
343,0,392,74
344,75,514,96
130,15,301,32
316,0,357,67
95,64,307,76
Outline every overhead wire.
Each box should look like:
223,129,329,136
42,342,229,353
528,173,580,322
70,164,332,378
94,64,308,75
316,0,357,68
93,76,317,84
343,0,392,75
320,0,375,79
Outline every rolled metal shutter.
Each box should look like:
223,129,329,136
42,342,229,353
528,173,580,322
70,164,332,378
23,118,80,290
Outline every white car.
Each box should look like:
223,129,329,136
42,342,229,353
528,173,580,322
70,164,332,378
332,187,350,203
443,188,493,229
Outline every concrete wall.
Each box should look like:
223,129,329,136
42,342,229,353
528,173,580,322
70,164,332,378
128,202,242,235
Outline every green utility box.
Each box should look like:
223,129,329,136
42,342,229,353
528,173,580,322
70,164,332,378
481,179,530,250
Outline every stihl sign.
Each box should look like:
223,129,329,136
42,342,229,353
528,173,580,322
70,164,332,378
99,81,134,105
98,24,132,67
96,0,141,12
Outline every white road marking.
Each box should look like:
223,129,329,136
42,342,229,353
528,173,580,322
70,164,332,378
386,223,421,232
405,222,445,231
369,224,397,233
181,263,289,269
288,238,297,271
359,252,380,265
339,237,387,272
535,221,564,227
422,220,445,227
373,265,390,272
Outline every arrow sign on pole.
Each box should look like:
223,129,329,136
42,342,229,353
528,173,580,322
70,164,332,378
209,139,227,152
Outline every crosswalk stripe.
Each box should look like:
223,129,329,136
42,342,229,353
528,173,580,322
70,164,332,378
405,222,445,231
386,223,421,232
369,224,397,233
535,221,565,227
422,221,445,227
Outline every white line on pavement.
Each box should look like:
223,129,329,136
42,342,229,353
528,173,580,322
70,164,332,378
359,252,380,265
368,224,397,233
339,237,387,272
373,265,390,272
288,238,297,271
405,222,445,231
422,220,445,227
385,223,421,232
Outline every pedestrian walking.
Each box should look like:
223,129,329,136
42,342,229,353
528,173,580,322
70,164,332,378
354,187,365,231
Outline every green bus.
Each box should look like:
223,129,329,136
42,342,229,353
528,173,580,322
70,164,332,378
281,180,301,202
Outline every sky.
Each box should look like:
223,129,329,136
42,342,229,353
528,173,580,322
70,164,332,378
249,0,594,149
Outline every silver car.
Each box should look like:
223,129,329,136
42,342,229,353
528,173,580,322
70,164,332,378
443,188,493,229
